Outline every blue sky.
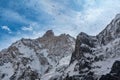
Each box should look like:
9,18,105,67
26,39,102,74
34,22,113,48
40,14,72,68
0,0,120,50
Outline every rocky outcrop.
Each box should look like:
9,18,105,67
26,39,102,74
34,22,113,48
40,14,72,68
43,30,54,38
71,32,97,62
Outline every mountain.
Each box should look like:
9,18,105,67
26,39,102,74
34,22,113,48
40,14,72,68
0,30,75,80
63,14,120,80
1,14,120,80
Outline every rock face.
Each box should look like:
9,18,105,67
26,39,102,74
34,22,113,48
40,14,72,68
0,30,75,80
63,14,120,80
71,32,96,62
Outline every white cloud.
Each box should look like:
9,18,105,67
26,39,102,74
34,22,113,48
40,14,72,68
51,0,120,35
21,26,33,31
21,22,41,32
2,0,120,36
1,26,12,33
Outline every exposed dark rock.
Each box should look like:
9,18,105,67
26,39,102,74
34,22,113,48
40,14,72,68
17,67,40,80
110,60,120,74
99,61,120,80
99,74,119,80
1,74,5,79
71,32,96,62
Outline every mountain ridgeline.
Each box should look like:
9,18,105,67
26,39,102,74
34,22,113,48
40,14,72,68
0,14,120,80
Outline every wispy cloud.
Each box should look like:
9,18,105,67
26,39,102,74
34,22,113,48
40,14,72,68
23,0,120,36
1,26,12,33
21,26,33,31
47,0,120,35
0,8,32,24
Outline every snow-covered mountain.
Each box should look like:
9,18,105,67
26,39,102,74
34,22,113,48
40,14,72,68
63,14,120,80
0,30,75,80
1,14,120,80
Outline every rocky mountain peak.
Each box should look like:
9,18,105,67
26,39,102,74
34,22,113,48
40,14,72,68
78,32,89,37
70,32,96,62
97,14,120,45
77,32,95,47
0,30,75,80
43,30,54,38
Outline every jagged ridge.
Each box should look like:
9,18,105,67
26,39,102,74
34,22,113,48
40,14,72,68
0,30,75,80
63,13,120,80
0,13,120,80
